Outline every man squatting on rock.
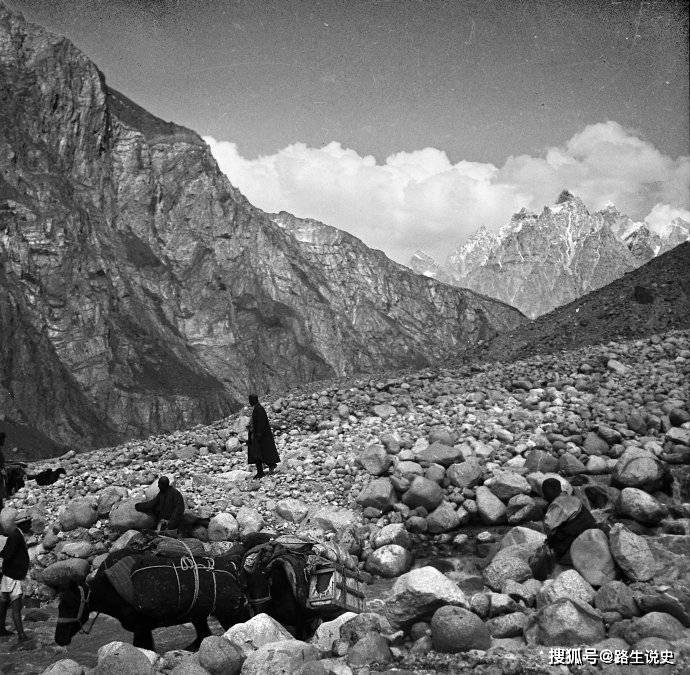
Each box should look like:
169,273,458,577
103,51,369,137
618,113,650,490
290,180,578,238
0,507,29,642
247,394,280,479
134,476,185,534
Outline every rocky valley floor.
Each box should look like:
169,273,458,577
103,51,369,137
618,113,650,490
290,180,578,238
1,329,689,674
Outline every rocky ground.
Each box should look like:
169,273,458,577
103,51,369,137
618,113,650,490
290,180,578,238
1,329,689,674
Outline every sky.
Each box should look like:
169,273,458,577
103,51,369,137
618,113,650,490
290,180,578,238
9,0,690,262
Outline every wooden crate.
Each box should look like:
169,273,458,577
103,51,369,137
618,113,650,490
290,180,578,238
306,563,366,614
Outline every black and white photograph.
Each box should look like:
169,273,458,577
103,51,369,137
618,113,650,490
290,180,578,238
0,0,688,672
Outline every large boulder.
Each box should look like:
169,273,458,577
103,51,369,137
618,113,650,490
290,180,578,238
486,471,530,502
309,507,358,534
310,612,358,651
41,660,84,675
356,478,397,511
475,486,506,524
532,598,605,646
346,632,393,668
109,499,156,530
41,559,90,588
612,447,665,491
58,499,98,531
415,442,464,467
446,459,483,489
365,544,413,578
401,476,444,511
240,640,320,675
371,523,411,550
95,642,154,675
207,513,240,542
223,613,292,657
570,529,616,587
594,580,639,619
609,524,657,582
275,499,310,524
618,488,668,525
96,486,128,517
524,448,558,473
430,605,491,653
500,526,546,554
236,507,263,538
427,501,465,533
623,612,685,643
359,444,392,476
197,636,243,675
482,546,532,591
384,566,467,628
537,570,595,607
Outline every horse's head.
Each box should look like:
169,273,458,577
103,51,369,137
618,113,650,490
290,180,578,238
55,580,91,646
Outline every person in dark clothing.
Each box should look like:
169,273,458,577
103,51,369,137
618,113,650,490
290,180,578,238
0,508,29,641
247,394,280,479
135,477,185,533
0,432,6,511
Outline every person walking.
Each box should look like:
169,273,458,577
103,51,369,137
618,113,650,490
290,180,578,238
247,394,280,479
0,507,29,642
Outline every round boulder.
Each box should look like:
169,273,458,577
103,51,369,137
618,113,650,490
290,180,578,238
618,488,668,525
109,499,156,530
198,635,243,675
402,476,443,511
41,559,90,589
365,544,413,578
59,499,98,531
95,641,153,675
570,528,616,587
207,513,240,542
430,605,491,653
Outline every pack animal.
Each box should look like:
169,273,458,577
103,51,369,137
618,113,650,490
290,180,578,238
55,548,250,650
29,467,66,486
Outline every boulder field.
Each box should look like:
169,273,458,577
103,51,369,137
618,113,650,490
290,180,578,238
2,329,689,674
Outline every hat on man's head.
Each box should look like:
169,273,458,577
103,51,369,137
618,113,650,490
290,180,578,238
541,478,563,503
248,394,259,406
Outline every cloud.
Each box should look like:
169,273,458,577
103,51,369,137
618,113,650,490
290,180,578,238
204,121,689,263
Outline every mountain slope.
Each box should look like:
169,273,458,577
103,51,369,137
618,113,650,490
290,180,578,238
0,4,525,454
410,192,689,319
476,242,690,362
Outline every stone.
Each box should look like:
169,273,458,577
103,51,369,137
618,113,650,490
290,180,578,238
401,476,443,511
583,432,610,456
384,566,467,627
371,523,411,550
346,632,393,667
223,613,293,657
430,605,491,653
537,570,595,607
612,447,665,491
58,499,98,531
524,448,558,473
446,459,483,489
111,529,146,552
624,612,685,643
558,453,586,476
427,501,464,533
59,541,94,558
666,427,690,446
482,546,532,591
275,498,310,523
97,486,128,517
506,494,542,524
570,528,616,587
533,598,605,646
95,641,154,675
310,612,358,651
309,507,357,534
356,478,396,511
475,486,506,524
208,513,240,541
487,471,530,502
170,655,207,675
339,612,394,644
500,526,546,554
618,488,668,525
41,559,90,588
415,442,464,467
236,507,263,538
486,612,529,638
40,660,84,675
365,544,413,578
609,524,657,582
109,499,156,530
373,404,397,419
240,640,320,675
594,581,638,618
359,444,392,476
197,636,243,675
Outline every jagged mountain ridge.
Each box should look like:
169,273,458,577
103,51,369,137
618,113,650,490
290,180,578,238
409,191,690,319
0,4,525,455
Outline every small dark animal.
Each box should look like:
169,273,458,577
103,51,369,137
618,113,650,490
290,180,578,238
29,467,66,486
55,549,249,651
4,465,26,496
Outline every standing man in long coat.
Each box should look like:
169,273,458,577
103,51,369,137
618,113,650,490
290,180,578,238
247,394,280,479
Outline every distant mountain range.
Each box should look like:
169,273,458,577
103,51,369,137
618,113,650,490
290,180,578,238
409,190,690,319
0,3,524,455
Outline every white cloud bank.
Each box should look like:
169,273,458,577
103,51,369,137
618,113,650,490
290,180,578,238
204,121,689,263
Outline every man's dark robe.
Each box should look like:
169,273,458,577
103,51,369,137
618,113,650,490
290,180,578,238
135,486,185,530
544,494,598,559
248,404,280,466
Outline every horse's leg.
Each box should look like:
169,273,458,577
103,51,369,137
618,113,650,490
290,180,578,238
185,617,211,651
132,625,154,651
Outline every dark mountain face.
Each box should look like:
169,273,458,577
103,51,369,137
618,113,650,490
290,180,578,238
0,4,525,456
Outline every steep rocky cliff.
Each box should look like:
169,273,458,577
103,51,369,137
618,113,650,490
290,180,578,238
0,4,525,453
410,191,689,319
